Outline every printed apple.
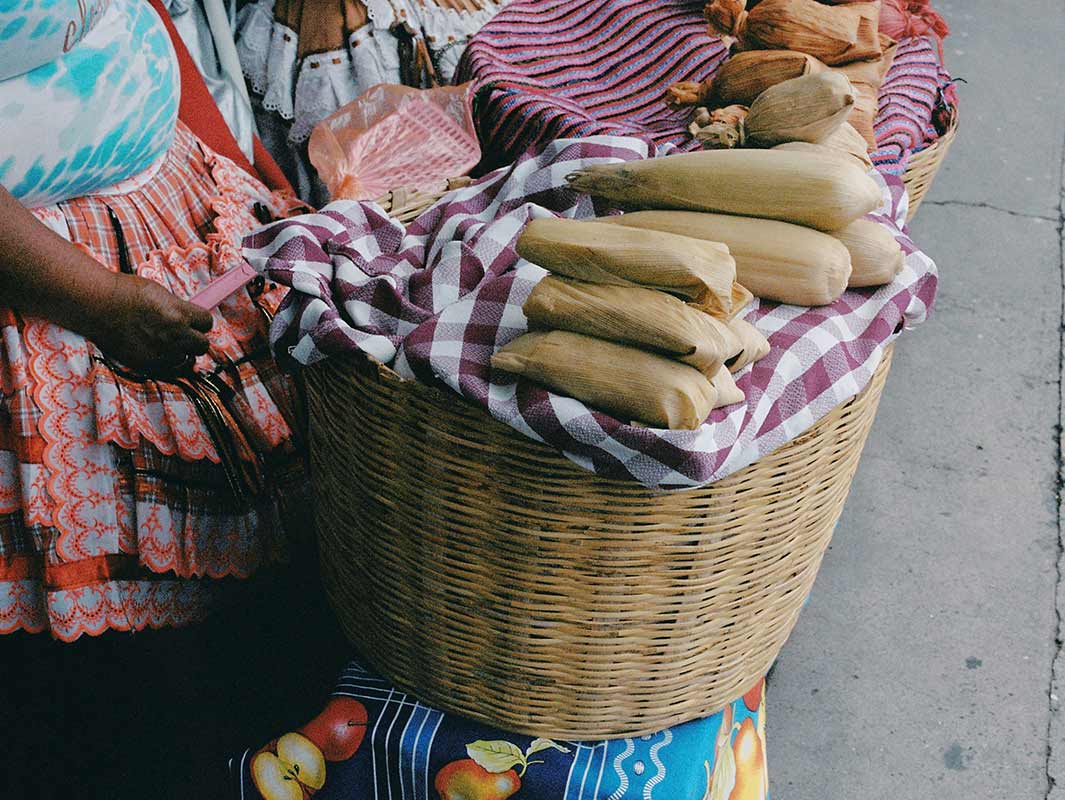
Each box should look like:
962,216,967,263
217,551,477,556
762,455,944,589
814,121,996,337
728,719,766,800
300,696,369,761
435,758,521,800
252,732,327,800
705,705,736,800
742,679,764,712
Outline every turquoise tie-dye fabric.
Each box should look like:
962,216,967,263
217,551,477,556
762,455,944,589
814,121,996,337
0,0,179,207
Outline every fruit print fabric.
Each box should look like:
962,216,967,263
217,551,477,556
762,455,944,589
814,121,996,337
0,0,179,207
231,661,770,800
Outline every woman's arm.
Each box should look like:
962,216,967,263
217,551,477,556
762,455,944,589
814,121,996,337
0,186,213,375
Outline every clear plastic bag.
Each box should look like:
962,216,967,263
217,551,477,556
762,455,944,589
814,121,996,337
307,83,480,202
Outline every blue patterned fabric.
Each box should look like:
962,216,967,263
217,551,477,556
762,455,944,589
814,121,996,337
0,0,179,207
231,660,771,800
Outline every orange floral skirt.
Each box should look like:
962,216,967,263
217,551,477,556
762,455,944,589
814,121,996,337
0,123,308,641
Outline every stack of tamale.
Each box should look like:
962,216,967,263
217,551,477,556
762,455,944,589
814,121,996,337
490,219,770,430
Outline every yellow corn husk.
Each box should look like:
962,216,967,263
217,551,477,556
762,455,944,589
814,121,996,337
666,79,709,107
704,72,854,149
691,106,749,149
516,218,736,315
719,0,884,67
727,318,771,373
705,50,826,108
491,330,718,430
834,41,898,87
711,365,746,407
600,210,852,306
523,276,742,376
846,80,880,149
833,219,905,288
567,149,880,232
746,72,854,146
729,282,755,319
774,124,873,169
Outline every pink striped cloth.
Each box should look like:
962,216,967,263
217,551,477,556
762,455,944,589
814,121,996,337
245,135,937,490
455,0,954,175
871,35,955,176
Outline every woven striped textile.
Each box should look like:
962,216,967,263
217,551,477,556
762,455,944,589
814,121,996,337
456,0,953,175
871,35,955,175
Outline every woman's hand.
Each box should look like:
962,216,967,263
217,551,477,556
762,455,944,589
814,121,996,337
87,272,215,376
0,186,212,377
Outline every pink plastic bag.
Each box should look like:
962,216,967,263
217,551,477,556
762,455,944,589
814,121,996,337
308,83,481,202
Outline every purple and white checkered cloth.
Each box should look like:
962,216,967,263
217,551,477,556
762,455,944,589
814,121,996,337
245,136,937,490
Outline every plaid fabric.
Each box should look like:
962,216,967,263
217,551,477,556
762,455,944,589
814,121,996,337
247,135,937,491
453,0,954,175
0,123,307,641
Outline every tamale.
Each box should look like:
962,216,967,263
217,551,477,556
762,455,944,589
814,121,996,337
711,365,746,407
706,0,884,67
774,124,873,169
517,218,736,316
523,276,742,376
695,72,855,149
833,218,905,288
566,149,882,232
601,209,852,307
727,318,771,373
846,81,880,148
668,50,826,109
491,331,719,430
832,42,897,149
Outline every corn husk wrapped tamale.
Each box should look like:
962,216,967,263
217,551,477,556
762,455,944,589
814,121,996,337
844,81,880,148
693,72,856,149
729,282,755,319
517,218,737,316
706,0,884,67
523,276,742,376
834,40,898,86
711,365,746,407
491,331,719,430
833,218,905,288
832,42,898,148
773,124,873,169
727,318,771,373
566,149,881,232
598,210,853,307
668,50,825,108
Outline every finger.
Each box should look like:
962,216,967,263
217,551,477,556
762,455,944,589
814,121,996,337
176,329,211,356
185,304,215,333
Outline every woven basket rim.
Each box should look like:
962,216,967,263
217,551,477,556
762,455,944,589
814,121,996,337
904,105,958,220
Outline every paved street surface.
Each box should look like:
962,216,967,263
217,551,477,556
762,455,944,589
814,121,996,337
771,3,1065,798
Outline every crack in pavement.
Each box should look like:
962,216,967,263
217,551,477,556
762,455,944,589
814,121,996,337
1048,120,1065,800
923,199,1059,223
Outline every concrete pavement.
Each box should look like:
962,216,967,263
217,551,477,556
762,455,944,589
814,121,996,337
771,3,1065,798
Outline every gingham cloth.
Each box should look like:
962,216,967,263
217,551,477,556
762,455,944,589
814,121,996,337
245,136,937,490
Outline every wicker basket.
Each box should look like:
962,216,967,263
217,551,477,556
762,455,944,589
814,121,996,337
306,340,894,739
902,108,958,222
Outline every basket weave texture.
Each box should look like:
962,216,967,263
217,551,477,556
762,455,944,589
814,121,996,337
306,343,894,739
902,109,958,221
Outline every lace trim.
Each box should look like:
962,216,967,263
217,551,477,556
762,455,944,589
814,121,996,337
0,577,219,642
236,0,502,142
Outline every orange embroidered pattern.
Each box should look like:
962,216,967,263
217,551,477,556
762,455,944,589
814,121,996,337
0,124,306,641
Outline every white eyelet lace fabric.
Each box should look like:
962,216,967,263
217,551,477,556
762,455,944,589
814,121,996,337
234,0,506,200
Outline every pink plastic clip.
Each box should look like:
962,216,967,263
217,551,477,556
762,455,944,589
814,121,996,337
189,261,260,310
